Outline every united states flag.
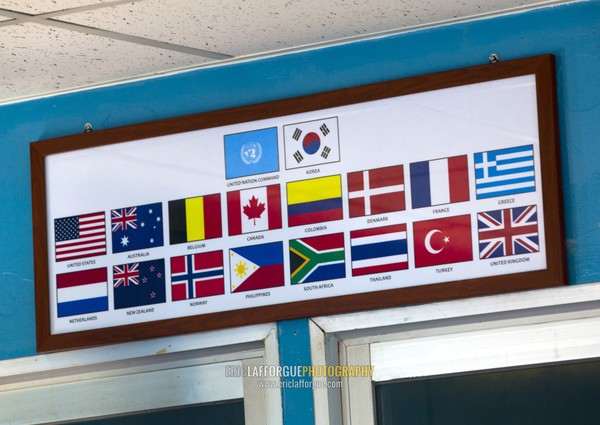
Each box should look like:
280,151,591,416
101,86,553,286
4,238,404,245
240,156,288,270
55,212,106,262
478,205,539,259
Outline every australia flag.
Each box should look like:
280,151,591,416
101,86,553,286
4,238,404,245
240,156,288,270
111,202,164,253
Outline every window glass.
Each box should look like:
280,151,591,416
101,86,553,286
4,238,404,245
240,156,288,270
66,400,244,425
375,360,600,425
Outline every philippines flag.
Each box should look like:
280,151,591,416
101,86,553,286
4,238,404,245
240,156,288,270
350,224,408,276
283,117,340,170
171,251,225,301
478,205,539,259
409,155,469,209
413,215,473,268
474,145,536,199
55,212,106,262
230,242,284,293
227,184,282,235
56,268,108,317
347,165,405,218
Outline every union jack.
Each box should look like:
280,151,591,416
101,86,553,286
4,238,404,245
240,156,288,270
113,263,140,288
111,207,138,232
477,205,539,259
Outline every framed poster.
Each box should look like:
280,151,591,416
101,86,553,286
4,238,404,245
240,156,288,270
31,54,565,352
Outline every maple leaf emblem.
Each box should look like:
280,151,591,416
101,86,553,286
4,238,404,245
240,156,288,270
243,195,266,225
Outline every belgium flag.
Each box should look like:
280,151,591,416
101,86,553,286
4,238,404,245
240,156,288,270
168,194,222,244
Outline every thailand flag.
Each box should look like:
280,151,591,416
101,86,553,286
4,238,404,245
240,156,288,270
350,224,408,276
410,155,469,208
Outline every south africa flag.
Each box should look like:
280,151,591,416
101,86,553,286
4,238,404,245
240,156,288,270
289,233,346,284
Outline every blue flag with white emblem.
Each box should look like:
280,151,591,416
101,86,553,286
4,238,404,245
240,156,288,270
224,127,279,179
111,202,164,253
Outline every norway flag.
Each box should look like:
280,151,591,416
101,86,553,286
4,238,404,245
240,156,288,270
409,155,469,208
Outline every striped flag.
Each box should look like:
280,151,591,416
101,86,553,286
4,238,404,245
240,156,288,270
168,194,222,244
474,144,536,199
55,212,106,262
227,185,282,235
347,165,405,217
287,175,343,227
171,251,225,300
350,224,408,276
409,155,469,208
283,117,340,170
56,268,108,317
289,233,345,284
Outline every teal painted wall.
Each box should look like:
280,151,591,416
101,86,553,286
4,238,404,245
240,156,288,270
0,1,598,390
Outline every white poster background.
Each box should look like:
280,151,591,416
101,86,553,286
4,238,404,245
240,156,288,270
45,75,545,334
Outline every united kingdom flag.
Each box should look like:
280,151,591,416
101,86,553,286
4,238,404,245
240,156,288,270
113,263,140,288
477,205,539,259
111,207,138,232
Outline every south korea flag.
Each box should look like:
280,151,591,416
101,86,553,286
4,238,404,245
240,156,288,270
283,117,340,170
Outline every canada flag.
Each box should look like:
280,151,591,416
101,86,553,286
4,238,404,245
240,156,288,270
413,215,473,268
227,184,282,236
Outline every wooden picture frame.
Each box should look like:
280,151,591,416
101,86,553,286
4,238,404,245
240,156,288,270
31,54,565,352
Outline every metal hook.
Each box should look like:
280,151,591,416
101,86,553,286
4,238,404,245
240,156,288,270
84,123,93,133
488,53,500,64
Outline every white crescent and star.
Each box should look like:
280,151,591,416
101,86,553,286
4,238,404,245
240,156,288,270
424,229,449,254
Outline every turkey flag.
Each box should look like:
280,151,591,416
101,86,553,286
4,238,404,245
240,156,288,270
413,215,473,268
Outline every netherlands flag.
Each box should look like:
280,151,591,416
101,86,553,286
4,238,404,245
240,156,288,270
350,224,408,276
56,268,108,318
409,155,469,208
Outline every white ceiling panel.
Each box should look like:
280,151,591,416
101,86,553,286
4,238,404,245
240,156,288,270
0,22,205,101
56,0,555,57
0,0,110,14
0,0,578,104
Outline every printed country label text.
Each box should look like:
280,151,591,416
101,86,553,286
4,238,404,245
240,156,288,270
246,291,271,299
69,315,97,323
304,283,334,291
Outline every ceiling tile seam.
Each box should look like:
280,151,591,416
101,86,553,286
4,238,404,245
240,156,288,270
0,8,233,60
0,0,143,19
38,0,145,19
42,18,234,60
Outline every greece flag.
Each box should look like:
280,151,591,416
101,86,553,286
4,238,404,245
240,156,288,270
474,145,536,199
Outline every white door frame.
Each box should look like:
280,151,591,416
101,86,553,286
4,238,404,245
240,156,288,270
0,323,282,425
309,282,600,425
